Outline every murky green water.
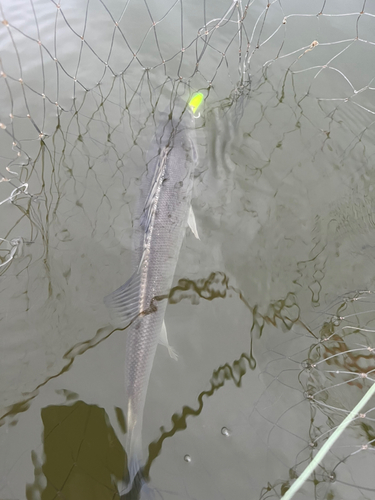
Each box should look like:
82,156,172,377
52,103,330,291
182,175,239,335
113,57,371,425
1,1,375,499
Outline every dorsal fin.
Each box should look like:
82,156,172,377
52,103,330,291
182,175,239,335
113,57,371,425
104,271,141,326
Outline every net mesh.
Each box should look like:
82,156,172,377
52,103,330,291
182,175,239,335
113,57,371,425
253,292,375,499
1,1,375,499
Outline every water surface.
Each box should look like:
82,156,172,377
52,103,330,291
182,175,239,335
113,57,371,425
1,1,375,499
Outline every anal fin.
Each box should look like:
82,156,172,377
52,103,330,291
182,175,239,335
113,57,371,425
188,205,200,240
159,321,178,360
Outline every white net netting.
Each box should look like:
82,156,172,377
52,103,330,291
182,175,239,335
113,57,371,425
1,1,375,499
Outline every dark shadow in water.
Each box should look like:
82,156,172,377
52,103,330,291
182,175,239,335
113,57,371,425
26,401,125,500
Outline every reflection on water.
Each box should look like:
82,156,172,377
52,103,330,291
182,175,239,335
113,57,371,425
23,276,306,499
1,0,375,499
23,288,375,499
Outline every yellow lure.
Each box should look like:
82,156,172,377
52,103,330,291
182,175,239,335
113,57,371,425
188,92,204,114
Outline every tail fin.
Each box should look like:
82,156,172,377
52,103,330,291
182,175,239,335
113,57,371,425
120,421,149,498
127,454,143,494
120,460,154,500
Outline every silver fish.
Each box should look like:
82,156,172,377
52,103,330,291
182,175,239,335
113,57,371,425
105,95,201,492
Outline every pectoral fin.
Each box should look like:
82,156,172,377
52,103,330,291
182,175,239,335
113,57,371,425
159,321,178,360
188,205,200,240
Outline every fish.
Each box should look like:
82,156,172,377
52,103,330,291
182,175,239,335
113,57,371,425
104,93,204,496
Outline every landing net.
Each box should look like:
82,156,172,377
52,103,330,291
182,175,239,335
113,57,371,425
1,1,375,499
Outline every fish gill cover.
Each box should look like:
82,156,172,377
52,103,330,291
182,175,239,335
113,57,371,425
1,1,375,499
